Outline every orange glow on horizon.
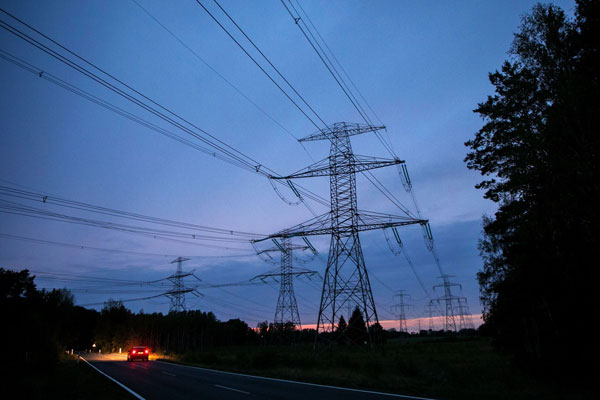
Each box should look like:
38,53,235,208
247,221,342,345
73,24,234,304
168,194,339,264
299,314,484,332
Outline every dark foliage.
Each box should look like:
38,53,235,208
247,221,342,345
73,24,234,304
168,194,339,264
1,268,326,365
346,306,368,345
92,301,262,354
465,0,599,378
334,315,347,344
0,269,262,362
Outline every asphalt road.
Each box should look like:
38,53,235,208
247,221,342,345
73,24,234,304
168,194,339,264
81,353,435,400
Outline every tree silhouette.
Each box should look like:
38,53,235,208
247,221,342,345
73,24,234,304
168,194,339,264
346,307,368,345
335,315,347,344
465,0,599,377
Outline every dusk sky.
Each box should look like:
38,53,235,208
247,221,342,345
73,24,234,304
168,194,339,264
0,0,576,330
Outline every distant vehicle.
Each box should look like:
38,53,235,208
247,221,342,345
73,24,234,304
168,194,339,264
126,347,150,362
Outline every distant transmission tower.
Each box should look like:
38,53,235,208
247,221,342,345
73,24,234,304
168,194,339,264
457,297,475,330
425,300,437,331
166,257,194,313
261,122,426,349
390,290,412,333
252,237,319,329
433,274,473,331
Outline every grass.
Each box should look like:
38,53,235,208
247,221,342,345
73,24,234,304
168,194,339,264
13,354,134,399
157,336,590,400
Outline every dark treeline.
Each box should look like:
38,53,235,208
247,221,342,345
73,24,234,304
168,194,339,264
1,268,93,368
465,0,599,379
0,268,296,362
94,300,260,354
2,268,394,367
2,267,457,369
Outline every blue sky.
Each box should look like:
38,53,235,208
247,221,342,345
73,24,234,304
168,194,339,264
0,0,576,329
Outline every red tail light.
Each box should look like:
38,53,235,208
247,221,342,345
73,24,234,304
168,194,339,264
132,350,137,354
144,349,149,354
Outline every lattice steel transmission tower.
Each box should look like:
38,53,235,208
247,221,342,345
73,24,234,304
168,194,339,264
167,257,194,313
252,238,319,329
433,274,473,331
425,300,437,331
457,297,475,330
391,290,412,333
261,122,427,349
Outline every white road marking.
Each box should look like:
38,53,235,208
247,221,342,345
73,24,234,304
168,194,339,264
214,384,251,395
81,356,146,400
156,360,437,399
161,371,176,377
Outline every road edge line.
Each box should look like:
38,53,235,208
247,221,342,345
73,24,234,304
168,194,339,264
80,356,146,400
155,360,436,400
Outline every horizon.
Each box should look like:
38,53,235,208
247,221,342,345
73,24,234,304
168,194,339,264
0,0,576,329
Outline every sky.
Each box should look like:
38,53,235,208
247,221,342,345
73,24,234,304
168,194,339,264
0,0,576,330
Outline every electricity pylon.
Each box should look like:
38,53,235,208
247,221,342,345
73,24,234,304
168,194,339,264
457,296,475,330
433,274,475,331
251,237,319,329
390,290,412,333
166,257,199,313
261,122,427,350
425,300,437,331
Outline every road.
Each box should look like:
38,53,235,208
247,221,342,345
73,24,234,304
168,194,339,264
81,353,435,400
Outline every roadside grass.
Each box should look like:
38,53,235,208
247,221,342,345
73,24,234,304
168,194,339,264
158,336,584,400
15,354,134,399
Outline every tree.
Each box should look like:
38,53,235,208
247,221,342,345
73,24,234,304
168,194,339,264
96,299,131,352
346,307,368,345
368,322,385,344
465,1,599,377
335,315,347,344
0,268,37,302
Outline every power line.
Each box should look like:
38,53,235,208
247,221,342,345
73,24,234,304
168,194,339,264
292,0,386,127
279,0,397,158
129,0,301,144
79,293,165,307
0,49,263,172
0,232,255,258
0,198,252,251
195,0,327,130
0,12,264,174
280,0,371,125
0,40,329,210
0,183,262,238
278,2,461,302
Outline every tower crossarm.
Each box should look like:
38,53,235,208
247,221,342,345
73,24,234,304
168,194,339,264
256,210,427,240
170,257,190,264
251,267,320,282
299,122,386,142
269,155,403,180
163,288,195,296
433,282,462,290
252,244,309,254
434,295,463,301
167,271,193,281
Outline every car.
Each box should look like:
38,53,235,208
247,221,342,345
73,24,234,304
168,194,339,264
126,347,150,362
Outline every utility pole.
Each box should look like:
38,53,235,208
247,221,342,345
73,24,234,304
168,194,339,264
261,122,427,350
391,290,412,333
